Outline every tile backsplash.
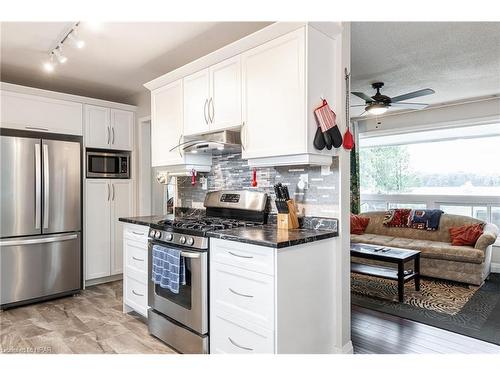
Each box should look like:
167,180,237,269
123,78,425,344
176,153,339,218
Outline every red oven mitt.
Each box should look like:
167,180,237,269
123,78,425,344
314,99,343,149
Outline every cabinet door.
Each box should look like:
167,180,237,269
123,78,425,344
183,68,210,136
241,28,306,159
151,80,184,167
209,56,242,131
110,180,134,276
85,179,111,280
111,109,133,151
85,105,111,148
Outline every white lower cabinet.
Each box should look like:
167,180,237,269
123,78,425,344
122,223,149,317
210,237,337,354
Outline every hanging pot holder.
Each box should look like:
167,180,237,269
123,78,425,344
314,99,343,149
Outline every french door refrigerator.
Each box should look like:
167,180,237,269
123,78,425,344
0,129,82,309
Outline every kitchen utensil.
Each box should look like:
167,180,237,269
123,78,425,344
343,68,354,150
277,199,299,230
191,169,197,186
251,168,257,187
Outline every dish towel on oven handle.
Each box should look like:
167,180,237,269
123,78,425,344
152,244,186,294
314,99,343,149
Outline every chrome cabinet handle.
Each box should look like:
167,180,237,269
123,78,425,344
132,256,144,262
203,98,209,125
178,134,183,157
228,337,253,351
107,126,110,144
132,290,144,297
180,251,200,259
209,97,214,123
107,183,110,201
112,127,115,144
112,184,115,201
241,122,246,151
26,126,49,132
229,288,254,298
34,143,41,229
228,251,253,259
0,234,77,247
132,231,145,236
42,143,49,229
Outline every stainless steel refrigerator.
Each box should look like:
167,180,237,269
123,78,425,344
0,129,82,309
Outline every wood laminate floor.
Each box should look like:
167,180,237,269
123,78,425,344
352,305,500,354
0,281,175,354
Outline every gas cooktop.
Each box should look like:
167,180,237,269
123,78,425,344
152,216,259,235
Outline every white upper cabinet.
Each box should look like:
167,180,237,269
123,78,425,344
0,90,82,135
85,105,133,150
183,56,242,136
183,69,210,136
209,55,242,131
85,105,110,149
151,80,184,167
111,109,134,150
241,29,305,160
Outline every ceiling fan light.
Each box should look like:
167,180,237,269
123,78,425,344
366,103,388,115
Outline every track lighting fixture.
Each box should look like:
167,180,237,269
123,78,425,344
42,22,85,73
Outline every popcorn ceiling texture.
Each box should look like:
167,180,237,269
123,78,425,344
176,153,340,218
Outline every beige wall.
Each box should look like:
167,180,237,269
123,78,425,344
126,89,151,120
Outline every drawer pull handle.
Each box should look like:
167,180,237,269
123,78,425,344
132,256,144,262
228,337,253,351
228,251,254,259
132,290,144,297
229,288,253,298
132,231,145,236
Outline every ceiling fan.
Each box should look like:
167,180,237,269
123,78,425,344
352,82,435,116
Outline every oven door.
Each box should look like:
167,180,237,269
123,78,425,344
86,151,129,178
148,240,208,334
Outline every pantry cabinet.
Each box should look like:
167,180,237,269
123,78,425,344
85,105,133,150
183,55,242,136
209,237,336,354
85,179,133,281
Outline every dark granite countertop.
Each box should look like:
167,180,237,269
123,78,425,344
118,215,174,227
206,225,338,248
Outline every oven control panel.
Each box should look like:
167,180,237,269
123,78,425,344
149,228,208,250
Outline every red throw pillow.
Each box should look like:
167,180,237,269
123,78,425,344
383,209,412,228
351,214,370,235
449,223,484,246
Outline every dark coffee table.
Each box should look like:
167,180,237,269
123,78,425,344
351,243,421,302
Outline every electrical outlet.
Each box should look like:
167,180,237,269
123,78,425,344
297,173,309,190
200,177,208,190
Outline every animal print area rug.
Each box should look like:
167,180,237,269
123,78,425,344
351,274,478,315
351,273,500,346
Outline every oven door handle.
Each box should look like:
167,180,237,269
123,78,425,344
180,251,200,259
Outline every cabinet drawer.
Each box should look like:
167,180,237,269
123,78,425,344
124,277,147,316
210,238,274,275
211,263,274,330
210,311,274,354
123,224,149,244
124,240,147,280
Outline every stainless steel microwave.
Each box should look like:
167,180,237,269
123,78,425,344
86,150,130,179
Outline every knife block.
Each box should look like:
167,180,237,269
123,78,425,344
277,200,300,230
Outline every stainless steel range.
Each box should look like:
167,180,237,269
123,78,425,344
147,190,268,354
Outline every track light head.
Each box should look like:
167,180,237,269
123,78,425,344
68,31,85,49
53,46,68,64
42,54,56,73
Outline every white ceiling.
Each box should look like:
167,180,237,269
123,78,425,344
351,22,500,117
0,22,271,103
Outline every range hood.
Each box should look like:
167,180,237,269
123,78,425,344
181,130,241,155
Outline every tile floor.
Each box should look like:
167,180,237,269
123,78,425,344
0,281,176,354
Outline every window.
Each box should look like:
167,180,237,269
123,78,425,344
359,123,500,196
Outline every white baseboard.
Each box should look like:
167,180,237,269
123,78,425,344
333,340,354,354
491,262,500,274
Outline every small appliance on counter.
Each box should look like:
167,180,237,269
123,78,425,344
86,149,130,179
147,190,268,354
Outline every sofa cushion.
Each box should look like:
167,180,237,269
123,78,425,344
449,223,484,246
351,214,370,235
351,234,485,264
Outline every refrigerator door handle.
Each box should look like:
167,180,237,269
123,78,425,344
0,233,78,247
42,143,49,229
35,143,41,229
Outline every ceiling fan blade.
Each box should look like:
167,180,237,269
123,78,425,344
351,92,373,102
390,102,429,110
391,88,435,103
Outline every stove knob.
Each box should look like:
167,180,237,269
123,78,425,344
179,236,186,244
154,231,162,239
150,229,156,238
166,233,173,241
186,237,194,246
